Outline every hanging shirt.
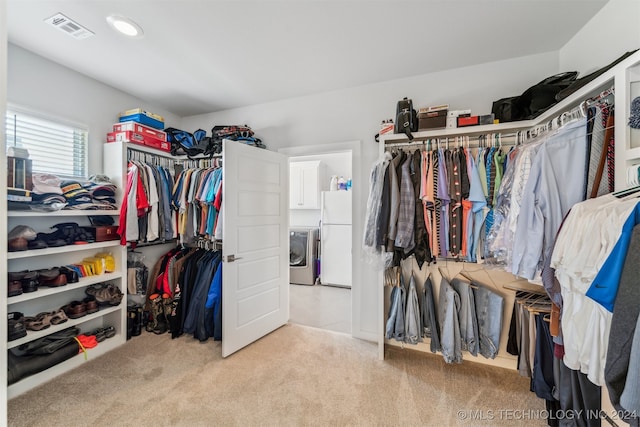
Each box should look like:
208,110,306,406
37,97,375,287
512,118,588,279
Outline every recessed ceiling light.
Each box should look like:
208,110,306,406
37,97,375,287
106,15,144,38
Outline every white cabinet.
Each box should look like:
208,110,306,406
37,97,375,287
6,210,126,398
289,160,322,209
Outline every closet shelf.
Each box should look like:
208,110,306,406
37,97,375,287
7,305,122,349
7,336,124,399
8,272,125,305
623,146,640,162
383,61,622,145
7,209,119,217
8,241,122,260
503,281,547,295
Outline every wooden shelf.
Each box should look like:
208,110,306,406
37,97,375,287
8,241,121,260
8,272,124,305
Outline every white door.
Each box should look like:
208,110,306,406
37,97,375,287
222,140,289,357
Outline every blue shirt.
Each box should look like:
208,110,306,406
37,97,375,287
586,202,640,312
512,118,587,279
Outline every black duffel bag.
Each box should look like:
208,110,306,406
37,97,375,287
492,71,578,123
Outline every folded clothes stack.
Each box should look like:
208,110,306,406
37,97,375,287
81,175,117,210
9,173,118,212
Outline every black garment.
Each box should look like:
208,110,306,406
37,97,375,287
178,249,208,336
410,149,431,268
376,165,391,248
532,314,555,401
605,224,640,417
507,302,519,356
184,251,221,341
556,358,601,427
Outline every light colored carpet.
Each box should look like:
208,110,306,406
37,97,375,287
8,324,546,426
289,284,351,334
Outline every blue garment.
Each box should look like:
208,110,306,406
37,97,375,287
439,276,462,363
421,276,441,352
204,261,222,340
385,286,400,340
404,274,421,344
451,278,479,356
586,202,640,312
512,118,588,279
473,284,504,359
467,153,487,262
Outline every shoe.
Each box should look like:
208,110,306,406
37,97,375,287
27,239,47,250
61,301,87,319
86,284,123,306
23,313,51,331
59,266,79,283
7,273,24,297
128,305,142,338
83,296,99,314
21,272,39,293
8,237,28,252
38,268,67,287
46,309,69,325
8,312,28,341
146,294,167,334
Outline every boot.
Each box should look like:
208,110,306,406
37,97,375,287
152,294,167,335
162,294,173,334
145,294,161,333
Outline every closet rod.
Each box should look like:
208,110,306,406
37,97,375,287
127,146,222,161
384,86,615,148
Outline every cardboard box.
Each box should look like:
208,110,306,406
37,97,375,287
447,110,471,128
418,110,447,130
457,115,480,127
7,156,33,190
119,108,164,122
83,226,120,242
479,113,495,125
107,131,171,152
379,123,395,136
113,121,167,141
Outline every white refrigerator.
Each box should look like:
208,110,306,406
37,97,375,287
320,191,352,288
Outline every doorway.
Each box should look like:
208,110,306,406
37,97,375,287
280,144,355,335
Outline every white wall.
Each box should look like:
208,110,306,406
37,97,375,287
7,43,182,176
180,51,560,341
1,1,8,422
560,0,640,74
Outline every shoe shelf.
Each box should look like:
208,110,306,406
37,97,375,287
7,209,119,217
8,241,122,260
8,272,125,305
7,305,122,350
7,335,125,399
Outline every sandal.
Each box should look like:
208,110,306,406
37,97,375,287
47,309,69,325
86,284,123,306
23,313,51,331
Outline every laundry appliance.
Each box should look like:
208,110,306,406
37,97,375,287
289,228,318,285
320,191,352,288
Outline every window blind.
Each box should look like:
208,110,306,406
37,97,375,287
5,110,88,178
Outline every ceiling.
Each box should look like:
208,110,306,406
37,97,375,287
7,0,608,117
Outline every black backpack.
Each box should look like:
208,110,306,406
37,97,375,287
394,97,418,140
165,128,215,158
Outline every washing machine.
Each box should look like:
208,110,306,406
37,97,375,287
289,228,318,285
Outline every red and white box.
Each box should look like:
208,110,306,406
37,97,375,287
113,121,167,141
106,131,171,153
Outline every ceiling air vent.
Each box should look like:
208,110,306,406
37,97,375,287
44,13,94,40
